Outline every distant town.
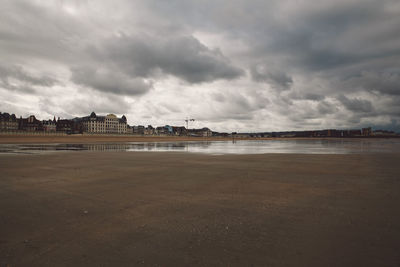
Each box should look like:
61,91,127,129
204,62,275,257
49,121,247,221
0,111,399,138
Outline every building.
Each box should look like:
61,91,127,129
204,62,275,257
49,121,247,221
18,115,43,132
56,118,74,134
362,127,372,136
188,127,212,137
156,125,169,135
133,125,145,135
144,125,155,135
372,130,397,136
42,118,57,132
77,112,127,134
127,125,134,134
0,112,18,131
172,126,187,136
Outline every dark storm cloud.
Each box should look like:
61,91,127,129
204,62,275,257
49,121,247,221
0,64,57,93
250,64,293,90
338,95,374,113
247,1,399,72
147,0,400,100
317,101,338,114
341,71,400,96
70,66,152,96
0,1,91,64
1,0,400,131
304,93,325,101
1,1,244,96
0,65,56,87
286,90,326,101
383,97,400,116
89,34,244,84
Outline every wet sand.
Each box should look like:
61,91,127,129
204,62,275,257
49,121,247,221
1,152,400,266
0,134,365,144
0,135,223,144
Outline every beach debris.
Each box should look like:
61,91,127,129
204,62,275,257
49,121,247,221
83,210,88,214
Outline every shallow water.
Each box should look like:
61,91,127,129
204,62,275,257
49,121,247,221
0,139,399,155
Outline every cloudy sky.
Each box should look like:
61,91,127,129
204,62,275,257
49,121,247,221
1,0,400,132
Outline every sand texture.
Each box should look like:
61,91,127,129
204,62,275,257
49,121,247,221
1,152,400,266
0,135,224,144
0,134,363,144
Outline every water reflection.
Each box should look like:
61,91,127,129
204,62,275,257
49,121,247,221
0,139,399,155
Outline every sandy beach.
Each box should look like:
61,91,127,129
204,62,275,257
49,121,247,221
1,151,399,266
0,134,375,144
0,134,226,144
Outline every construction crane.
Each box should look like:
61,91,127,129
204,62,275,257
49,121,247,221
185,118,195,129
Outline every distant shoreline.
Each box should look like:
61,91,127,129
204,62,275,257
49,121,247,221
0,134,398,144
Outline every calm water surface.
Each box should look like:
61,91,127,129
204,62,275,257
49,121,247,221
1,139,399,155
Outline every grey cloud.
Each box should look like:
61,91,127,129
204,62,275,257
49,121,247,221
0,64,57,94
160,102,181,113
252,1,397,71
250,64,293,90
317,101,338,114
347,115,362,124
91,34,244,84
147,0,400,101
39,94,131,118
383,97,400,116
0,65,56,87
0,1,92,64
0,83,36,94
1,0,400,132
70,67,152,96
231,94,251,110
338,95,374,113
304,93,325,101
287,90,326,101
147,0,397,68
75,95,131,116
194,92,260,123
211,93,226,102
342,70,400,96
198,112,254,122
207,89,270,120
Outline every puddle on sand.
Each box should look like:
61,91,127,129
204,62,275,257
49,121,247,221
1,139,400,155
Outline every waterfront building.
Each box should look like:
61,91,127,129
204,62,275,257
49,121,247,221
127,125,134,134
144,125,155,135
77,112,127,134
188,127,212,137
156,125,174,135
133,125,145,135
0,112,18,131
171,126,187,136
56,118,74,134
42,118,57,132
362,127,372,136
372,130,397,136
18,115,43,132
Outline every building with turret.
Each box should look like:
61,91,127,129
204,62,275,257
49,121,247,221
76,112,127,134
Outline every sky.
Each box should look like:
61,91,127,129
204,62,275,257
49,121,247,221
1,0,400,132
